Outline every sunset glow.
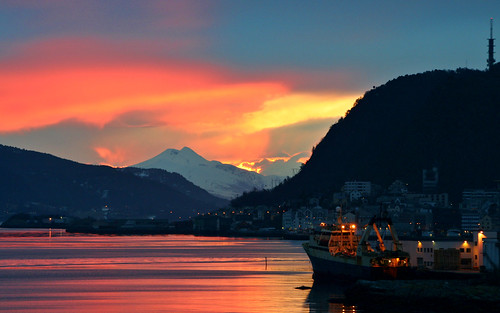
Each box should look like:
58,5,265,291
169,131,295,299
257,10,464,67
0,37,354,173
2,1,494,176
236,162,262,174
242,93,357,133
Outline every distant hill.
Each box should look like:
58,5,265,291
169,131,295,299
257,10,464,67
133,147,283,200
0,145,228,219
232,67,500,207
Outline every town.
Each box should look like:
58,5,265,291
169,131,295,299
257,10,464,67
192,167,500,274
4,164,500,274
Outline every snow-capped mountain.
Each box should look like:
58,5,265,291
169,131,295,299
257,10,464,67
132,147,284,200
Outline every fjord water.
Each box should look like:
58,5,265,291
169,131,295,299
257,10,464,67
0,229,354,312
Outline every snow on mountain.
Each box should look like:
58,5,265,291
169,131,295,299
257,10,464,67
132,147,284,200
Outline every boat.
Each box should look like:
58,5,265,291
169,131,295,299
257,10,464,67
303,210,412,281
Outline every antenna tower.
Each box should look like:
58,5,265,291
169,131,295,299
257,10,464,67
488,18,496,70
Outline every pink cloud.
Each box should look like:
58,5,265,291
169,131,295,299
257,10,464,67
0,37,288,132
1,37,199,70
94,146,126,165
0,35,357,173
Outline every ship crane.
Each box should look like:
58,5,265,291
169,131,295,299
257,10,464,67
357,215,403,255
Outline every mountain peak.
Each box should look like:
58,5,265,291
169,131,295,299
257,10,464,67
180,146,196,154
133,147,283,199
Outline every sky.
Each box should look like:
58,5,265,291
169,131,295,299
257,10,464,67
1,1,499,177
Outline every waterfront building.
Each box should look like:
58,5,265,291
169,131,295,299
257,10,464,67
482,231,500,271
400,231,499,271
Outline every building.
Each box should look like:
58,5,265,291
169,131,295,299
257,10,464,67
282,206,329,231
343,181,371,201
461,211,481,231
482,231,500,271
461,189,500,211
422,167,438,193
400,231,499,271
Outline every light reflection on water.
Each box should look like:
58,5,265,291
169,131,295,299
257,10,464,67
0,229,359,313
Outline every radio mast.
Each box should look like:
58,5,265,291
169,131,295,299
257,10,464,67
487,18,495,70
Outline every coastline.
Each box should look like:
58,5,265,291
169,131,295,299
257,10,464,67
344,278,500,312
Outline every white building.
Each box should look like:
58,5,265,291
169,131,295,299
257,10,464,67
343,181,371,201
400,231,499,271
480,231,499,271
282,206,329,231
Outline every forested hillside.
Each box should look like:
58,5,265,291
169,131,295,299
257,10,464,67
233,66,500,207
0,145,227,219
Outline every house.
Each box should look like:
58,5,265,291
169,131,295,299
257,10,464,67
282,206,329,231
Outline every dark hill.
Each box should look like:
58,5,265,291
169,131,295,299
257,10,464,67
0,145,228,219
233,67,500,207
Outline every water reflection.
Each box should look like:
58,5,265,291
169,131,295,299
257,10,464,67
0,229,359,312
306,282,360,313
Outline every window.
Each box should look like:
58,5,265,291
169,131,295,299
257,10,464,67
460,248,465,253
460,258,472,267
466,248,471,253
417,257,423,266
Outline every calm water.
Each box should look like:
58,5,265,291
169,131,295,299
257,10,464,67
0,229,356,313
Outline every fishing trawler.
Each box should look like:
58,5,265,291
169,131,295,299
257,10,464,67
303,210,412,280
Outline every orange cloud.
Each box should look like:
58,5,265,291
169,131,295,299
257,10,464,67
94,146,126,165
0,38,288,134
0,37,359,174
242,92,358,133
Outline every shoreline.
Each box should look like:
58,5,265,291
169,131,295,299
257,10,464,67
344,278,500,312
0,225,309,240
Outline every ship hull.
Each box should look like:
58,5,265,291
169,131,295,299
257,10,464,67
303,242,413,281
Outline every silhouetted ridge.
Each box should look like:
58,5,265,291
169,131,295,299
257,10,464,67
232,69,500,207
0,145,227,219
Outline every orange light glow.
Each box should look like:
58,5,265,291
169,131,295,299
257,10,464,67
0,38,360,169
236,162,262,173
94,147,127,165
242,92,358,133
0,64,287,133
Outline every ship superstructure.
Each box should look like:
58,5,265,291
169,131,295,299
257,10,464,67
303,211,412,280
